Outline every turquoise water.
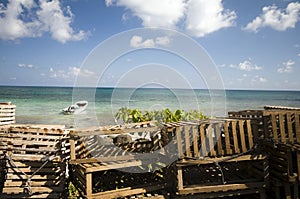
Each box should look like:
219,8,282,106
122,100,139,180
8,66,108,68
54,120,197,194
1,86,300,127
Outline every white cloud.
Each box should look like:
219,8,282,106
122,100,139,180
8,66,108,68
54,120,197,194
50,67,95,79
298,53,300,56
107,0,236,37
252,75,267,83
185,0,236,37
230,60,263,71
106,0,186,28
130,35,170,48
244,2,300,32
277,60,294,73
0,0,88,43
18,63,34,68
37,0,88,43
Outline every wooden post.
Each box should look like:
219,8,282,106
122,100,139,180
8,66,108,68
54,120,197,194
86,172,92,197
70,138,76,161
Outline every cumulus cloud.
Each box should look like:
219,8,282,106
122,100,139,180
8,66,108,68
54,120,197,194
230,60,263,71
0,0,88,43
185,0,236,37
244,2,300,32
106,0,186,28
130,35,170,48
277,60,294,73
107,0,236,37
50,67,95,79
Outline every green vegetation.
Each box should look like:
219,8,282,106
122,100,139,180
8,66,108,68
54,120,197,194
114,107,207,123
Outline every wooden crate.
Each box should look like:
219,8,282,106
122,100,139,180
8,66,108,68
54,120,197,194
0,124,69,162
228,110,264,139
265,141,300,183
268,179,300,199
169,119,268,198
0,161,66,198
69,121,170,199
263,110,300,144
0,124,69,198
0,102,16,126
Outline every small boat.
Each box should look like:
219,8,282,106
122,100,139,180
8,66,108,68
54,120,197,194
62,101,88,115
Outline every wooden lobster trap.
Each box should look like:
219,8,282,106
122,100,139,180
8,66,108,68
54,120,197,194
263,110,300,144
0,102,16,126
264,141,300,183
168,119,268,198
0,124,69,198
69,121,170,199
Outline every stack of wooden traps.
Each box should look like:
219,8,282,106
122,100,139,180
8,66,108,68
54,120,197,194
69,121,170,199
229,107,300,199
0,102,16,126
164,119,268,198
263,108,300,199
0,124,69,198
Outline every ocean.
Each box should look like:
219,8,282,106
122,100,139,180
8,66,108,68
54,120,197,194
1,86,300,128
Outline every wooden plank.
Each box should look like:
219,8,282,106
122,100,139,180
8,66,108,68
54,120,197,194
177,154,266,165
176,126,183,158
177,166,183,190
279,113,286,143
296,113,300,143
184,126,191,157
224,121,232,155
271,113,279,140
215,123,224,156
192,125,199,158
200,123,207,157
178,182,266,195
231,120,240,154
86,173,92,197
246,120,253,148
238,120,247,152
207,123,216,157
286,113,294,143
85,160,143,172
70,139,76,160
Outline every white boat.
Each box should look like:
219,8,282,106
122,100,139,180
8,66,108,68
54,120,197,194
62,101,88,115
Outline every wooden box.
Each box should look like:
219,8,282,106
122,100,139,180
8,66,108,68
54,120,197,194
169,119,268,198
0,102,16,126
69,121,169,199
0,124,69,198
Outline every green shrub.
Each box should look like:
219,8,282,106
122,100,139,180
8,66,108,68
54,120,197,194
114,108,207,124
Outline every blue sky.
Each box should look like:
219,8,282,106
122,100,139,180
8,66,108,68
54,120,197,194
0,0,300,90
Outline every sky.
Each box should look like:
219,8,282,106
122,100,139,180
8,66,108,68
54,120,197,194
0,0,300,90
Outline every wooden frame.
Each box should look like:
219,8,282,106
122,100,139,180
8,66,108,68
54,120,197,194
69,121,169,199
171,119,268,198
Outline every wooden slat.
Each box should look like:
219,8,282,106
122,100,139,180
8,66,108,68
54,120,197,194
207,124,216,156
192,125,199,158
296,113,300,143
178,182,266,195
246,120,253,148
286,113,294,143
271,113,279,140
231,121,240,154
224,121,232,155
200,123,207,157
279,113,286,143
176,126,183,158
238,120,247,152
184,125,191,157
213,123,222,157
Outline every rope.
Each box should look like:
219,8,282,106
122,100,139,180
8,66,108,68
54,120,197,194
5,153,55,195
183,144,258,185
